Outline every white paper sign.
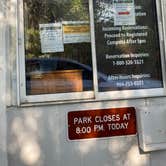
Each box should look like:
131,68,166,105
39,23,64,53
113,0,135,26
63,21,91,44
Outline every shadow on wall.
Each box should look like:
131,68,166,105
0,111,7,166
7,107,150,166
7,110,44,166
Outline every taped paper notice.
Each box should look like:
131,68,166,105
113,0,136,26
39,23,64,53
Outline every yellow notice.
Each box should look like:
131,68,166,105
63,25,90,34
63,23,91,43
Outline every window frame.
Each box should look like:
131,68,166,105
18,0,166,104
18,0,95,104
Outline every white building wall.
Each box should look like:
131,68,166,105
7,101,150,166
147,5,166,166
0,0,8,165
6,98,166,166
3,0,166,166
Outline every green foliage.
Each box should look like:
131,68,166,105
67,0,89,20
24,0,90,59
25,28,41,58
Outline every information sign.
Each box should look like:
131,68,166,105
93,0,163,91
68,107,136,140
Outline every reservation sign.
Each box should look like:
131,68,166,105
93,0,163,91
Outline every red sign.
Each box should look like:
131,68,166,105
118,12,130,15
68,107,136,140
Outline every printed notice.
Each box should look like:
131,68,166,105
39,23,64,53
113,0,136,26
63,21,91,44
68,107,136,140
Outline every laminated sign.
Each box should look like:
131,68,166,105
113,0,136,26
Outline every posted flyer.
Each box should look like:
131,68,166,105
113,0,136,26
39,23,64,53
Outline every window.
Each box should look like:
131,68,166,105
19,0,94,102
92,0,165,100
18,0,166,103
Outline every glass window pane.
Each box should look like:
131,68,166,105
93,0,163,92
24,0,93,95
